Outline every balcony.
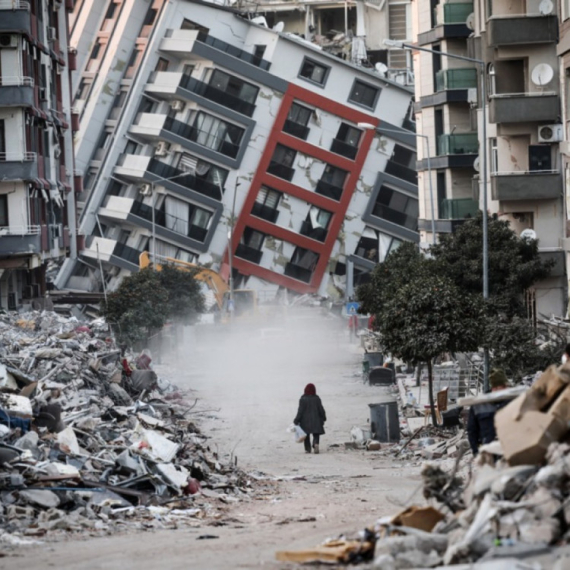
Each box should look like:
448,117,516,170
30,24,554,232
384,160,417,184
284,262,313,283
0,225,41,255
130,200,208,243
0,76,34,106
82,236,117,263
251,202,279,223
435,2,474,24
487,15,558,47
299,220,328,242
438,133,478,155
539,250,565,278
330,139,358,160
283,119,309,140
315,180,343,201
235,243,263,264
440,198,479,219
179,74,256,117
114,154,223,202
99,196,133,222
0,1,31,35
196,31,271,70
436,68,477,91
267,161,294,182
489,93,559,124
491,171,562,201
371,204,418,231
0,152,37,180
113,242,143,267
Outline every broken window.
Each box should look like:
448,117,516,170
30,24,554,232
287,247,319,282
348,80,380,109
355,228,402,263
299,58,329,86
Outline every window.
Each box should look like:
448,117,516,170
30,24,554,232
288,103,312,126
209,70,259,105
0,119,5,156
243,227,265,250
0,194,7,226
192,112,244,155
373,186,418,230
490,138,498,174
256,186,281,209
336,124,362,147
320,165,347,188
104,1,118,20
154,58,169,72
348,80,380,109
299,58,329,86
76,79,92,101
273,144,296,167
110,89,127,119
90,39,103,61
355,229,402,264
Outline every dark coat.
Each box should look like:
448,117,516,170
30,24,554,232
294,394,326,435
467,400,508,454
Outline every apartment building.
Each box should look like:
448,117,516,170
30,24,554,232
411,0,566,317
0,0,78,310
56,0,418,300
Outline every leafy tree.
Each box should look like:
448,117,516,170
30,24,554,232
359,243,484,424
102,266,205,346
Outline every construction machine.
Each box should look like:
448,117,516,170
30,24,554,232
139,251,257,320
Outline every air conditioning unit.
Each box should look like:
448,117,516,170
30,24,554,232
0,34,18,49
47,27,57,42
154,141,170,156
538,124,563,143
139,183,152,196
170,100,184,112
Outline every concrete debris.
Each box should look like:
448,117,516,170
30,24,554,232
0,310,262,541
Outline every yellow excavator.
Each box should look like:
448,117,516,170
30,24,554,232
139,251,257,321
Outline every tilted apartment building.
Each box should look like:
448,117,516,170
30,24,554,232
412,0,566,318
0,0,78,310
56,0,419,301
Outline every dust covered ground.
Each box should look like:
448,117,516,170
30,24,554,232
2,310,422,569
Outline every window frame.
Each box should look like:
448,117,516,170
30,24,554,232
298,57,330,87
348,79,381,110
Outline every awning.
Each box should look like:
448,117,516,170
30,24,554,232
31,178,51,190
26,107,48,121
57,181,72,193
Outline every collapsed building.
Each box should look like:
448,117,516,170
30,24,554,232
55,0,419,302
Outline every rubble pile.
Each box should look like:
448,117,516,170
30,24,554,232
0,311,259,541
277,363,570,568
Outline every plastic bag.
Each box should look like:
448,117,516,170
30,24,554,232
287,423,307,443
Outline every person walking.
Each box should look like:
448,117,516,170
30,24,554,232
294,383,327,454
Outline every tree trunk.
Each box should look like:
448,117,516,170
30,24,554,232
427,359,438,427
415,363,422,387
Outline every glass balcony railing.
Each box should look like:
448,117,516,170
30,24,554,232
315,180,343,201
267,161,294,181
179,75,256,117
196,31,271,70
235,243,263,264
371,204,418,231
440,198,479,219
435,2,474,24
299,220,328,242
330,138,358,160
284,262,313,283
436,68,477,91
251,202,280,223
437,133,478,155
283,119,309,140
384,160,418,184
113,242,142,265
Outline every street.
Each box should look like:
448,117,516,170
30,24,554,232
3,313,422,569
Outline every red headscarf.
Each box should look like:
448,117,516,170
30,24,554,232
304,383,316,396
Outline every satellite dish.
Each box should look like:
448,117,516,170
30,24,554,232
273,21,285,32
251,15,268,27
531,63,554,86
539,0,554,14
375,62,388,77
473,156,480,172
466,13,475,30
521,228,537,241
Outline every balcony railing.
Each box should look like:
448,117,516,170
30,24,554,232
113,242,142,265
0,76,34,87
147,159,222,201
283,119,310,140
299,220,328,242
267,161,294,181
371,204,418,230
163,117,241,159
435,2,474,24
440,198,479,219
0,225,40,236
330,138,358,160
438,133,478,155
315,180,343,201
436,68,477,91
0,0,30,8
284,262,313,283
235,243,263,264
384,160,417,184
251,201,279,223
196,31,271,70
179,75,256,117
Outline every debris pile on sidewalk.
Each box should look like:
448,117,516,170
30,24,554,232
0,311,259,542
277,362,570,568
